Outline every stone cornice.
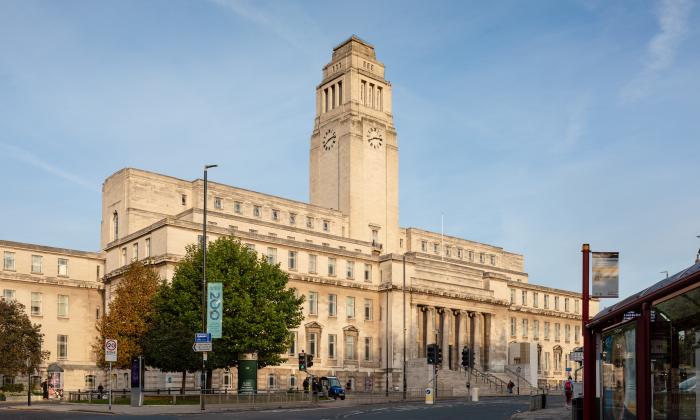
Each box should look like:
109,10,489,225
0,240,102,260
505,279,591,299
508,305,583,321
0,271,103,290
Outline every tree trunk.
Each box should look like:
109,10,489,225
181,371,186,395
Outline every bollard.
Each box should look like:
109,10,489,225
471,387,479,402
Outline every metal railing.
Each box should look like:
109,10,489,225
468,367,506,393
504,366,542,395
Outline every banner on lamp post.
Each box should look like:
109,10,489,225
592,252,619,298
207,282,223,338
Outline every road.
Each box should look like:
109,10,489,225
0,395,554,419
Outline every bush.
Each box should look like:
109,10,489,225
0,392,5,401
1,383,24,393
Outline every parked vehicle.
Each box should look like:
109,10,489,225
320,376,345,400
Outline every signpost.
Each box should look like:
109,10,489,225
592,251,620,298
104,339,117,410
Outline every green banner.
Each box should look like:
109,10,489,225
207,282,223,338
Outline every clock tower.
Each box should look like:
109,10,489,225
309,36,399,253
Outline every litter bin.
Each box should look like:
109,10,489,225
572,397,583,420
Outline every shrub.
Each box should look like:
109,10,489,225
1,383,24,393
0,392,6,401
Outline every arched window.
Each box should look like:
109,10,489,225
112,211,119,241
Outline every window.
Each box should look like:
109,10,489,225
565,324,571,342
554,296,560,311
328,294,337,317
345,336,356,360
371,229,379,243
181,194,187,206
307,332,318,356
564,298,570,312
3,251,15,271
457,248,463,259
268,374,277,390
521,290,527,306
364,337,372,361
132,243,139,261
308,254,317,273
288,332,297,355
31,255,43,274
544,322,550,340
554,347,562,371
214,197,223,210
346,261,354,279
400,238,404,248
544,352,550,371
490,255,496,265
308,292,318,315
510,317,517,337
364,264,372,282
574,299,580,314
58,294,69,317
468,250,474,261
555,323,561,341
245,243,255,252
361,80,366,105
96,306,100,320
112,211,119,240
289,213,296,225
522,319,528,338
364,299,373,321
575,325,581,343
510,289,516,304
445,246,451,257
533,292,539,308
85,375,96,390
421,241,427,252
533,320,539,338
31,292,42,316
289,375,296,389
306,217,314,229
544,294,549,309
272,209,280,221
346,296,355,319
328,334,337,359
234,201,242,214
376,86,382,110
433,243,439,254
253,206,261,217
288,251,297,270
145,238,151,258
266,247,277,265
121,247,127,265
2,289,15,300
57,335,68,359
328,257,336,276
479,253,485,264
323,220,330,232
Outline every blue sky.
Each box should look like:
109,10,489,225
1,0,698,304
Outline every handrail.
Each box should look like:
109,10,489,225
468,367,506,393
504,366,543,395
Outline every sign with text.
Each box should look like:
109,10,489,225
105,339,117,362
592,252,619,298
207,282,223,339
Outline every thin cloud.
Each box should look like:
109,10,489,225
0,142,98,192
620,0,694,103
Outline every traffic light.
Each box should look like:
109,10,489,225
436,345,443,365
298,353,307,371
461,347,470,367
307,354,314,368
427,344,436,365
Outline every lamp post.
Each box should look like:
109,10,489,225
695,235,700,263
201,164,217,411
661,271,669,279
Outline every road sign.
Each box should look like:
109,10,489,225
195,333,212,343
570,350,583,362
193,342,212,352
425,387,434,405
105,339,118,362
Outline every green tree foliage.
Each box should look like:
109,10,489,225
145,236,304,373
94,261,160,368
0,299,49,377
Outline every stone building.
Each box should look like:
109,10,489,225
0,36,597,392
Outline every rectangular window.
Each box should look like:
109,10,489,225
369,83,374,108
3,251,15,271
555,323,560,341
521,290,527,306
574,299,580,314
234,201,242,214
245,243,255,252
289,213,296,225
533,320,539,338
3,289,15,300
533,292,539,308
364,264,372,282
288,251,297,270
328,257,336,276
57,335,68,359
308,292,318,315
360,80,366,105
31,255,43,273
400,238,404,248
554,296,560,311
564,298,570,312
338,81,343,105
364,337,372,361
544,322,550,339
345,335,356,360
457,248,463,259
266,248,277,265
288,332,297,356
510,289,516,304
308,254,317,274
328,294,337,317
421,241,427,252
445,246,451,257
575,325,581,343
328,334,337,359
565,324,571,342
96,306,100,320
57,294,69,317
346,296,355,319
522,319,528,338
214,197,222,210
132,243,139,261
490,255,496,265
272,209,280,221
121,247,127,265
433,243,439,254
377,86,382,111
308,332,318,356
510,317,517,337
468,250,474,261
306,216,314,229
479,253,485,264
253,206,261,217
544,294,549,309
346,261,354,279
145,238,151,258
323,220,330,232
31,292,42,316
364,299,373,321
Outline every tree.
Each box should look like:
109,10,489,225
0,299,49,378
94,261,160,368
145,236,304,378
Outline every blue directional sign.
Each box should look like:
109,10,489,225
195,333,212,343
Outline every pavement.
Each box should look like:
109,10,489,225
509,397,571,420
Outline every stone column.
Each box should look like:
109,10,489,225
456,311,466,368
473,313,483,370
410,305,420,359
427,307,436,345
441,309,450,370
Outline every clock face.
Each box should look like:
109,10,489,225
322,128,337,151
367,127,383,149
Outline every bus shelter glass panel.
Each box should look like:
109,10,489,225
601,322,637,420
651,285,700,420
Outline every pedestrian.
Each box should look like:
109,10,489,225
303,377,309,393
507,380,514,394
97,384,104,398
564,376,573,407
41,380,49,400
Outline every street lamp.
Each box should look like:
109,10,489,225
696,235,700,263
660,271,669,279
201,164,217,411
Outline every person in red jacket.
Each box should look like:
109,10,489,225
564,376,573,406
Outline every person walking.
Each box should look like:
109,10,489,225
564,376,574,407
507,380,515,394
